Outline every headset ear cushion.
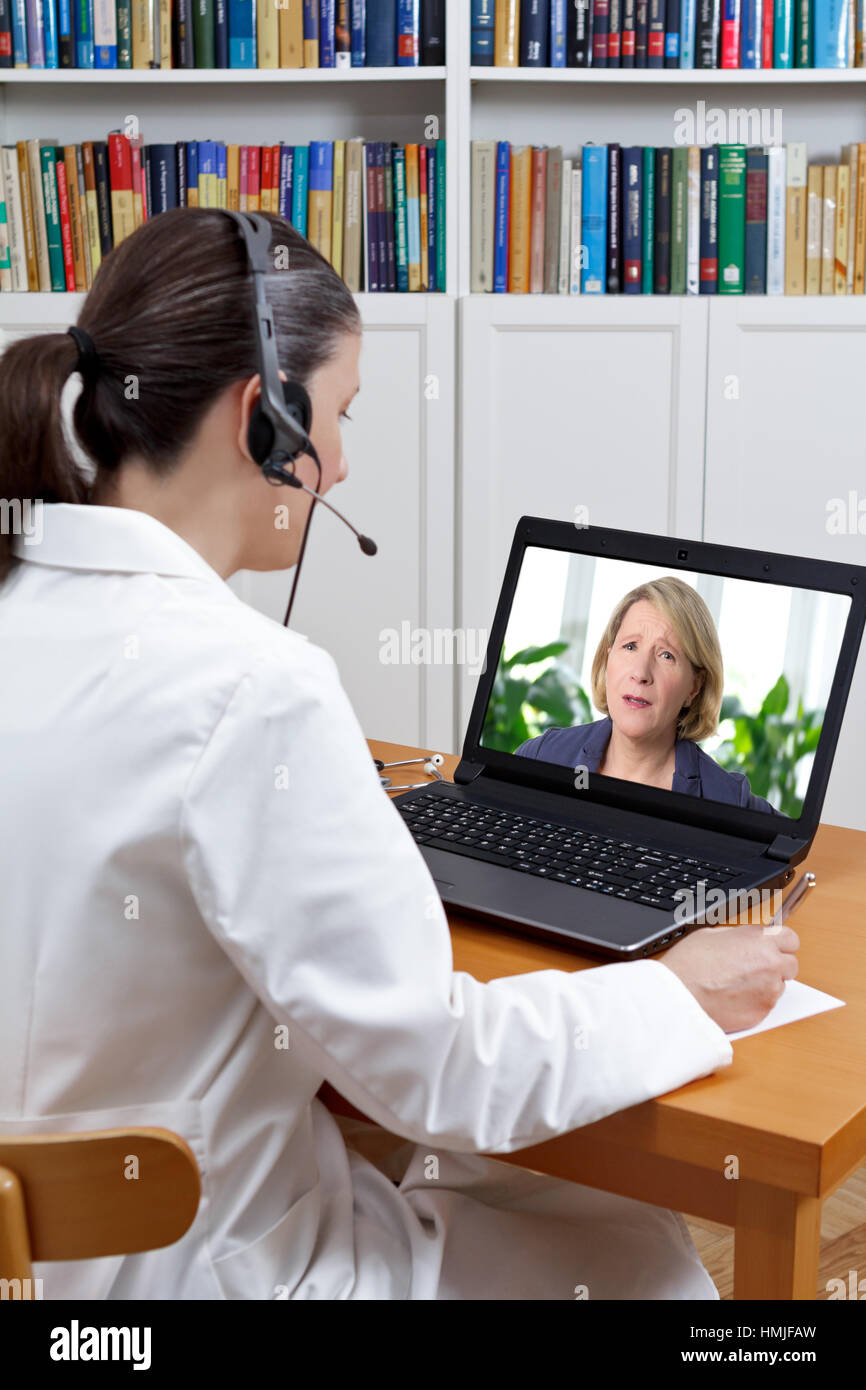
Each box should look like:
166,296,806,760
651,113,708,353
281,379,312,436
247,401,274,465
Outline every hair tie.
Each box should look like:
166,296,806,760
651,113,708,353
67,325,101,381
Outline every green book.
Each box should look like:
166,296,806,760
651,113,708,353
393,146,409,292
436,137,446,291
194,0,215,68
671,147,688,295
795,0,811,65
40,146,66,292
641,146,654,294
718,145,747,296
117,0,133,67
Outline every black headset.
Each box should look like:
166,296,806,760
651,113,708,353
222,209,376,625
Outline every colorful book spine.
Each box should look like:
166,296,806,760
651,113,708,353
319,0,336,65
520,0,549,64
718,143,747,292
292,143,308,235
622,145,643,290
351,0,365,63
744,147,768,292
680,0,696,60
721,0,741,62
696,0,721,62
740,0,763,61
494,139,510,293
581,144,607,292
686,145,700,291
607,142,622,289
93,0,117,63
228,0,255,63
653,146,672,291
671,145,688,290
642,144,655,290
773,0,794,61
592,0,610,62
406,141,421,290
393,144,409,290
699,144,719,292
648,0,665,60
813,0,849,63
664,0,680,61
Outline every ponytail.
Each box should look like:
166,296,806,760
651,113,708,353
0,332,88,582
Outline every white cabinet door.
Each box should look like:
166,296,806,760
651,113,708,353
233,294,457,753
704,298,866,831
457,294,709,733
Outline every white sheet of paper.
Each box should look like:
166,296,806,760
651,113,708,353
726,980,845,1042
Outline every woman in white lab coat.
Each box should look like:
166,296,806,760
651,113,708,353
0,208,799,1301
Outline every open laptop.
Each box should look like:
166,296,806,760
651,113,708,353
392,518,866,960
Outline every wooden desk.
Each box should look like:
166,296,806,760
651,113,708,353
319,739,866,1300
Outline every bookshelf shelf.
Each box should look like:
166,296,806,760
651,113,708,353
469,66,866,85
0,67,448,84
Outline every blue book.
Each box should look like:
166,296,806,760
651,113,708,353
773,0,794,63
366,0,396,63
744,147,767,292
43,0,60,65
309,139,333,193
217,142,226,196
393,145,409,290
622,146,643,292
10,0,27,64
292,144,309,235
25,0,45,64
302,0,317,58
279,145,294,219
664,0,680,61
520,0,549,62
550,0,567,64
75,0,93,65
740,0,763,63
472,0,495,62
813,0,849,63
229,0,256,65
319,0,335,64
679,0,695,62
699,145,718,294
397,0,419,63
581,145,608,294
148,144,179,212
426,142,436,289
186,142,199,203
215,0,228,65
493,140,510,292
350,0,365,62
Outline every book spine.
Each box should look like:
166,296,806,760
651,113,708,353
214,0,228,63
117,0,132,63
396,0,419,64
435,137,446,290
425,143,436,289
228,0,255,63
766,143,786,293
194,0,215,63
608,0,622,61
622,146,643,290
773,0,794,62
334,0,350,65
635,0,648,58
740,0,762,62
581,144,607,292
521,0,550,64
319,0,335,66
607,143,621,290
784,141,807,293
721,0,741,62
591,0,609,60
54,154,77,288
664,0,680,60
821,165,837,292
680,0,696,59
394,146,409,291
795,0,809,59
494,140,510,293
385,142,398,287
569,165,582,293
699,144,719,291
854,144,866,293
686,145,700,291
647,0,664,59
544,145,562,292
835,163,850,292
622,0,636,59
40,147,66,289
93,0,117,63
641,144,655,290
420,0,444,63
472,0,495,62
653,147,672,290
558,156,572,290
695,0,720,61
406,142,421,290
718,143,747,292
813,0,849,64
805,163,823,293
744,147,768,292
529,146,546,293
670,145,687,290
351,0,365,63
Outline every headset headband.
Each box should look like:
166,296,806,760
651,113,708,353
222,209,310,466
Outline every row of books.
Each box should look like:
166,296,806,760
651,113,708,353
0,134,447,291
471,139,866,293
0,0,444,68
471,0,866,68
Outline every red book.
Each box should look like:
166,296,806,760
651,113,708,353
721,0,742,65
107,132,133,246
271,144,280,203
761,0,774,65
54,156,77,291
261,145,273,206
129,137,144,223
248,146,261,208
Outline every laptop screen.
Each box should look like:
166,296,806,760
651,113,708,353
478,546,852,822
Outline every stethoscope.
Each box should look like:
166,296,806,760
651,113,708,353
374,753,445,791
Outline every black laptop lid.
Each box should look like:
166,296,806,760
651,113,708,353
458,519,866,852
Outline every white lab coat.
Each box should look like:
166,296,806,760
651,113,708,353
0,503,733,1300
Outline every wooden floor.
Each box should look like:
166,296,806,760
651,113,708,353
686,1161,866,1300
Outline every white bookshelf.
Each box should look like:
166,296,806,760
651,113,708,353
3,9,866,825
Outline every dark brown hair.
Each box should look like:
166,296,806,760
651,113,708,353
0,207,361,581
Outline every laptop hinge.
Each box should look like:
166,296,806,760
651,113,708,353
765,834,809,863
453,758,485,785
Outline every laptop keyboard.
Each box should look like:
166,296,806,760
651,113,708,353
398,795,741,912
